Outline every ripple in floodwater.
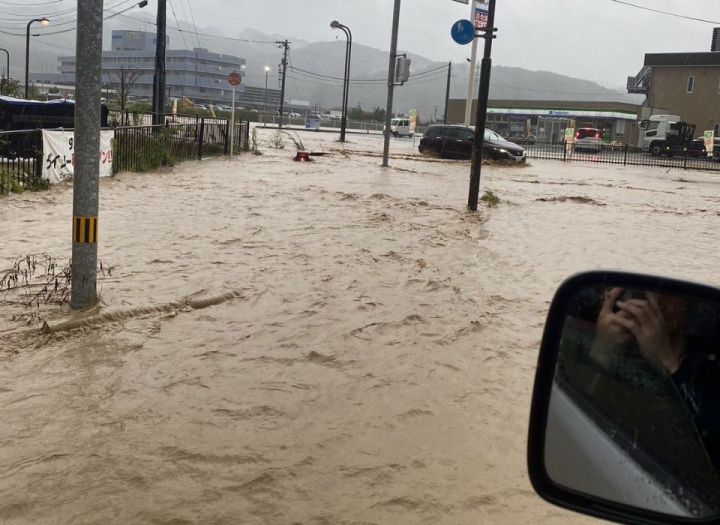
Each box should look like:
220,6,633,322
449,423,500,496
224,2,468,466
2,131,720,523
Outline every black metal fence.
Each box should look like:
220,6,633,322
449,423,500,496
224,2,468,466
0,118,250,193
524,141,720,172
0,129,43,194
113,118,249,173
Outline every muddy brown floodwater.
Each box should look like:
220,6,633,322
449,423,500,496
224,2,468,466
2,128,720,524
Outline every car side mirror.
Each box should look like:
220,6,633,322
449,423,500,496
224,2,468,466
528,271,720,524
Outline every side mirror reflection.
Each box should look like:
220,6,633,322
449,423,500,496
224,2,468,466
529,272,720,523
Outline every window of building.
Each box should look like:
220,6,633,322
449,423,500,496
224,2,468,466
687,75,694,93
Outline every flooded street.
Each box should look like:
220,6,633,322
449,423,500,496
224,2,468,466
3,128,720,524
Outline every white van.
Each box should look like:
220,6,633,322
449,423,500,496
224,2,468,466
390,117,413,137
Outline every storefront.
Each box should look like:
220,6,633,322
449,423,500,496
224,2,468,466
486,107,637,143
446,99,641,144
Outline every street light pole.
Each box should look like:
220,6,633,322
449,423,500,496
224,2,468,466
330,20,352,142
0,48,9,95
264,65,270,121
25,17,49,99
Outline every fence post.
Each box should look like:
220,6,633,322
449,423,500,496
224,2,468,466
563,141,567,162
683,149,688,170
223,119,230,155
34,129,42,181
112,127,117,174
198,117,205,161
623,144,628,166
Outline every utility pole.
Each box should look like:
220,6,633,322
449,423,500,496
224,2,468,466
381,0,401,168
467,0,497,211
71,0,104,310
443,61,452,124
152,0,166,125
120,66,126,111
276,40,289,128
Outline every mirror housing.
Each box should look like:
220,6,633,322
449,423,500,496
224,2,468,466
528,271,720,525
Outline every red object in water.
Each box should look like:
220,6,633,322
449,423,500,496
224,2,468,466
294,151,312,162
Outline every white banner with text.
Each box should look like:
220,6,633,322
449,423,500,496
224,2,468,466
42,129,114,183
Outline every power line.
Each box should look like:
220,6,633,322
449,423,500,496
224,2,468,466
0,0,139,35
288,63,449,84
288,67,449,87
116,12,278,44
0,0,67,5
167,0,189,50
609,0,720,24
185,0,201,48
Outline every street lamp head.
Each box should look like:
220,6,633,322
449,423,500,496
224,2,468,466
138,0,148,7
264,65,271,72
330,20,341,29
39,18,50,26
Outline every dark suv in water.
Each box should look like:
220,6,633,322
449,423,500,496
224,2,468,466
418,125,526,162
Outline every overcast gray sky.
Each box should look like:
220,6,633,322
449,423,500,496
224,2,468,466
7,0,719,88
190,0,720,88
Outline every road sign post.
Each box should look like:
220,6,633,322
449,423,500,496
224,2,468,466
451,19,475,45
227,71,241,156
466,0,496,212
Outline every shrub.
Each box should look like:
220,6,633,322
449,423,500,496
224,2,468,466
480,189,500,208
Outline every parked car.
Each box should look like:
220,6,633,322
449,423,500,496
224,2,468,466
574,127,602,152
418,125,526,162
390,117,413,137
511,133,537,145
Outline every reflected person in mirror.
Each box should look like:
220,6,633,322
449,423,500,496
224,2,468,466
595,287,720,467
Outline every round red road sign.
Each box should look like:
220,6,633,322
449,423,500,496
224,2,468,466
227,71,242,86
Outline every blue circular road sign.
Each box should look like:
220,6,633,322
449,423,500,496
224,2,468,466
451,19,475,45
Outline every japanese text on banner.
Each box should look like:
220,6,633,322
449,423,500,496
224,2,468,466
42,130,114,183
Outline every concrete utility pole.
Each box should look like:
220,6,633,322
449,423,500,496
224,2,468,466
71,0,104,310
443,61,452,124
467,0,497,211
276,40,289,128
152,0,167,125
381,0,401,168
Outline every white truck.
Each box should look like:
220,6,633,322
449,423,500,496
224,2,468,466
638,114,707,157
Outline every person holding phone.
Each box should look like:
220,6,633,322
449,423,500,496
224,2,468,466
596,287,720,469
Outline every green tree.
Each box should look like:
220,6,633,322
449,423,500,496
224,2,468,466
371,106,386,122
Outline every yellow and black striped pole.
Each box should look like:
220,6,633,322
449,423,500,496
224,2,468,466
70,1,103,310
72,216,98,244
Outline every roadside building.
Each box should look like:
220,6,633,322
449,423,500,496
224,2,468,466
627,28,720,137
446,99,640,144
32,30,281,109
